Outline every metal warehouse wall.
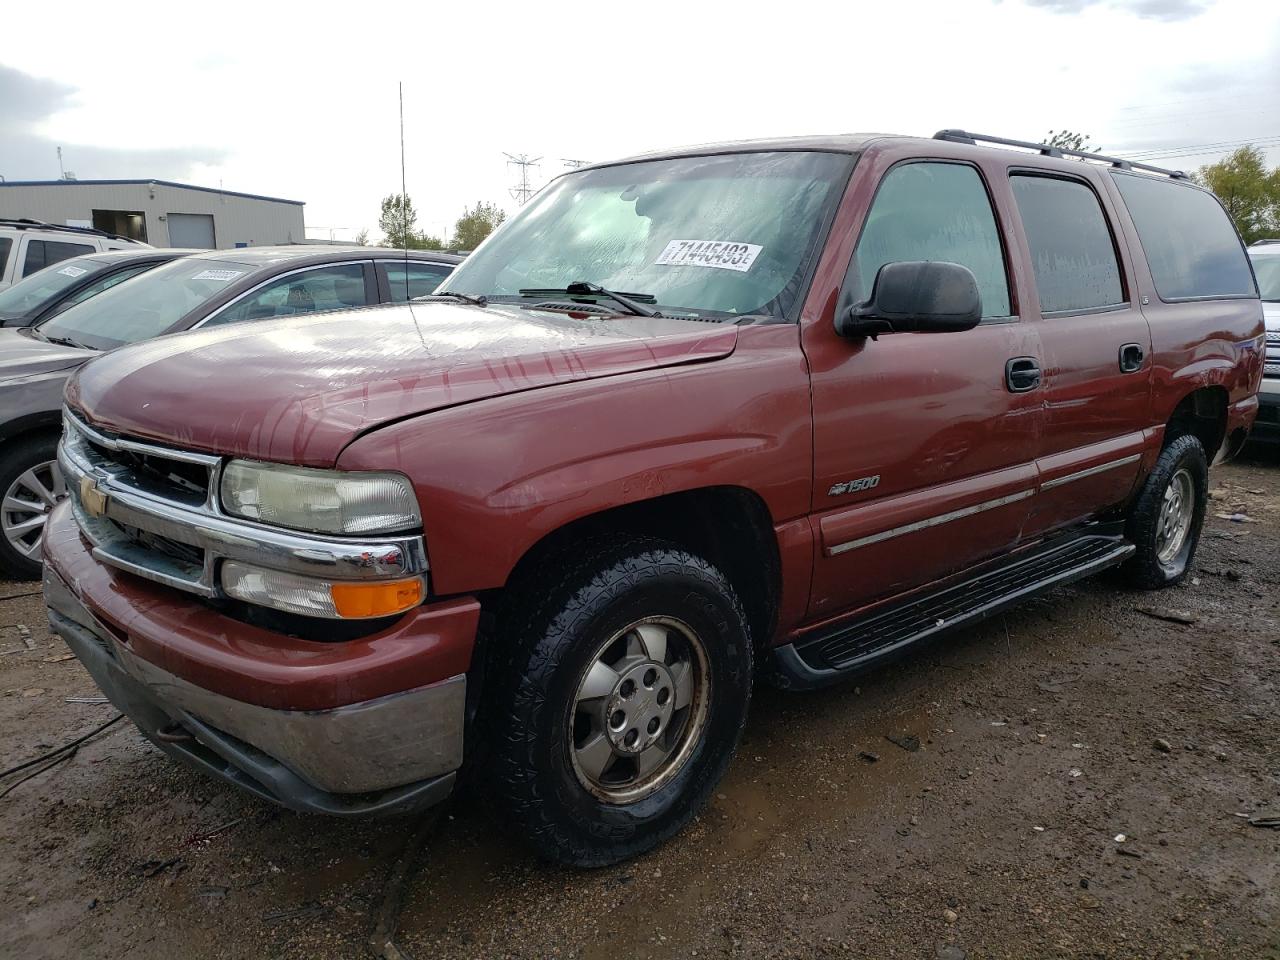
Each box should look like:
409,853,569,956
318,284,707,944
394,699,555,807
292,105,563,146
0,181,305,248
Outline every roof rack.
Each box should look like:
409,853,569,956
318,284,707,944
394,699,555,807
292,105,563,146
933,130,1190,180
1252,238,1280,245
0,217,141,243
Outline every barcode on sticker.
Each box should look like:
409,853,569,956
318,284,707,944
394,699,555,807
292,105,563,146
654,240,762,273
57,265,88,278
191,269,245,282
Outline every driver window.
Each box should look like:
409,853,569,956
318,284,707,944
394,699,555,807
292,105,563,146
854,162,1011,319
205,263,368,326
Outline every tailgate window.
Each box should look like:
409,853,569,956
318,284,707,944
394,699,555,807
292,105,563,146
1112,172,1256,301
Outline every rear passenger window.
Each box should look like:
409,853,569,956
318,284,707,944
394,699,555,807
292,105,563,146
0,238,11,277
855,162,1010,318
383,261,454,302
1011,175,1124,314
1111,173,1256,301
22,239,95,277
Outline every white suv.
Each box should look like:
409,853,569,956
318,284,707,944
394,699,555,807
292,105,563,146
0,219,146,292
1249,240,1280,443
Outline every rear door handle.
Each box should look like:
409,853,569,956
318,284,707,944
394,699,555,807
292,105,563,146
1005,357,1041,393
1119,342,1144,373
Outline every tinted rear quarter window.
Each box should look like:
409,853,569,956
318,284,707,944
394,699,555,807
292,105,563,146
1011,175,1125,313
1112,173,1256,301
22,239,96,277
0,238,11,277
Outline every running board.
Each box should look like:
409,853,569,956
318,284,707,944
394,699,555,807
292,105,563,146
773,531,1135,690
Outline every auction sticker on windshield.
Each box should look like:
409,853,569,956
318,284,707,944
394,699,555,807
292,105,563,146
191,269,245,282
57,265,89,278
654,240,762,273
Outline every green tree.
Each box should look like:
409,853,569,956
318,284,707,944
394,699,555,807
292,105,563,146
353,228,369,246
1045,129,1100,153
378,193,418,249
377,193,446,249
450,201,506,251
1194,146,1280,245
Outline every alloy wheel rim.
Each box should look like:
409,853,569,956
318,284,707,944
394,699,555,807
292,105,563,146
569,615,711,804
1,459,67,564
1155,467,1194,567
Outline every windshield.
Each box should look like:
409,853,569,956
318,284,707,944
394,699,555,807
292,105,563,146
444,150,854,320
36,256,255,350
1252,253,1280,301
0,256,104,315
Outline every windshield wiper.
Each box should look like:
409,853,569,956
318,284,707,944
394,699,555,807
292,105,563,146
518,281,663,318
427,291,488,307
42,333,93,351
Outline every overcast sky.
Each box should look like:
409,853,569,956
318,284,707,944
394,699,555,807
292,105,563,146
2,0,1277,243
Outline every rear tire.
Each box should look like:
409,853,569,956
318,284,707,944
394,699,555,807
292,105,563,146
484,538,753,867
1121,434,1208,589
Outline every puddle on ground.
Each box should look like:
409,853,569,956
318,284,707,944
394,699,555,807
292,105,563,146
395,676,938,956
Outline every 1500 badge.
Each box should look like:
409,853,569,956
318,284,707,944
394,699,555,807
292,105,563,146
828,475,880,497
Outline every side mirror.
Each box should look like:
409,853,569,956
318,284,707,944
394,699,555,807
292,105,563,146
837,260,982,339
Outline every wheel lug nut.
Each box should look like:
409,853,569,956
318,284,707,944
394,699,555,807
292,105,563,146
619,679,635,698
610,710,626,730
656,687,670,706
647,717,660,735
624,729,639,748
643,668,657,687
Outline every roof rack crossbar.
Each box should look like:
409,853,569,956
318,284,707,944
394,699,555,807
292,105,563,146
0,217,139,243
932,130,1189,180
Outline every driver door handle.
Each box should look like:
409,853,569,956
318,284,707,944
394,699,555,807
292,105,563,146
1005,357,1041,393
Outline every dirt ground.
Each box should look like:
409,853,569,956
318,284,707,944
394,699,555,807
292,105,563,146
2,454,1278,960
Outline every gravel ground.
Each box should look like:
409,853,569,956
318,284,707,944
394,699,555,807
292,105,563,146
1,455,1277,960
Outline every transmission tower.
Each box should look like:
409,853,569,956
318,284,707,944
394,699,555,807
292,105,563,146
505,153,542,205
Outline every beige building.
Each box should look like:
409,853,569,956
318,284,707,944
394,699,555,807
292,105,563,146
0,179,304,249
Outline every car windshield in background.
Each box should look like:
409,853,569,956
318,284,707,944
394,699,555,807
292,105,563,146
443,151,855,320
36,257,257,350
0,257,103,315
1251,254,1280,301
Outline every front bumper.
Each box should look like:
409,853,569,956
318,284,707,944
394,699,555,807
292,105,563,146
43,504,478,817
1251,379,1280,443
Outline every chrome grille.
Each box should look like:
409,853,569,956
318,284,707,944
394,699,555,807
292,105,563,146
58,408,429,602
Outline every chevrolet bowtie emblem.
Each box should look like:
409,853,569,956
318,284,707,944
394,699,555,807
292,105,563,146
79,475,108,518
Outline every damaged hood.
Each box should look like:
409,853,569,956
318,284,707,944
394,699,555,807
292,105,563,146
69,301,738,466
0,328,95,380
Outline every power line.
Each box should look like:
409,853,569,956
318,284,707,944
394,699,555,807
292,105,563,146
505,153,542,205
1124,135,1280,161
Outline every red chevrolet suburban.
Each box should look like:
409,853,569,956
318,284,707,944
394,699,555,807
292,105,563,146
44,132,1263,867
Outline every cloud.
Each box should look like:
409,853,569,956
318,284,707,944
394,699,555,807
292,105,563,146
0,63,226,182
1019,0,1211,20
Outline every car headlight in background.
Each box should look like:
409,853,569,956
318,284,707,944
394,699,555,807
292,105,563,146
220,461,421,535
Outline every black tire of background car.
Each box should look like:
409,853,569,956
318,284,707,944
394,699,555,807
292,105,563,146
483,538,753,868
1122,433,1209,589
0,433,60,580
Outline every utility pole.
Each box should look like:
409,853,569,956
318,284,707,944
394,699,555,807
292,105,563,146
561,158,591,169
57,146,66,179
505,153,542,205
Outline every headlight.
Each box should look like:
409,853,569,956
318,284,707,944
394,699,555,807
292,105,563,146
220,460,420,535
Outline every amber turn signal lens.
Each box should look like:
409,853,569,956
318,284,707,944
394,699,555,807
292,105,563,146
329,578,423,619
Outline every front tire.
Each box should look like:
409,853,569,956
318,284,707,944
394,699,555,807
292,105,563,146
0,435,66,580
485,539,753,867
1121,433,1208,589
